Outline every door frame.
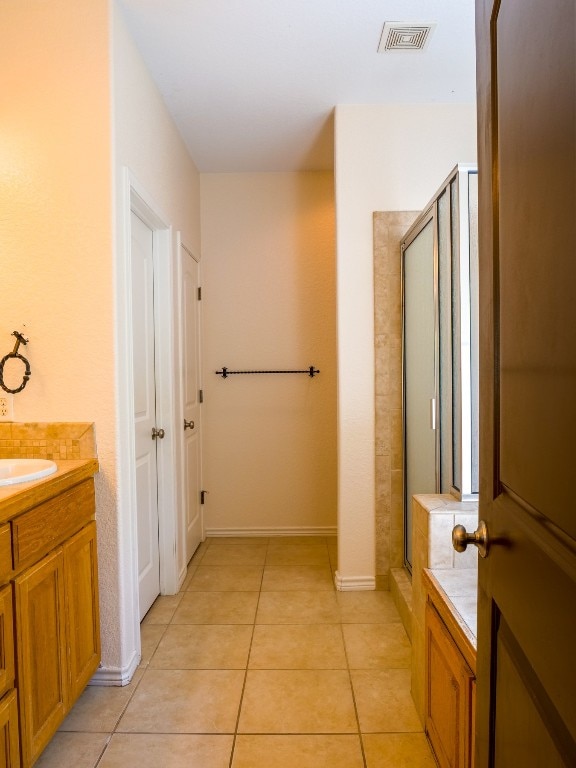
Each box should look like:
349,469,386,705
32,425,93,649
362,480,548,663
112,168,182,681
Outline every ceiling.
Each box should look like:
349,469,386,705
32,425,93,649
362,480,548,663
117,0,477,173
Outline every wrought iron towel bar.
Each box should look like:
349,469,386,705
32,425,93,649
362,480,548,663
215,366,320,379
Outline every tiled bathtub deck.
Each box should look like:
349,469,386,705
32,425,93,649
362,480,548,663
36,537,437,768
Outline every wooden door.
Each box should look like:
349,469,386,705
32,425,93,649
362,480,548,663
131,210,161,620
181,244,202,561
475,0,576,765
63,522,101,702
15,549,68,767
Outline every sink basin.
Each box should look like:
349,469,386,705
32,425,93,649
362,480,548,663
0,459,57,487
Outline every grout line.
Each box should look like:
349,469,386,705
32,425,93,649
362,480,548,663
228,536,270,768
339,614,369,768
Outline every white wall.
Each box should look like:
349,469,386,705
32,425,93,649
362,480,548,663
111,5,201,680
334,104,477,588
200,172,337,535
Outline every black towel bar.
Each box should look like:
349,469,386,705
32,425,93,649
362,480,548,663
215,366,320,379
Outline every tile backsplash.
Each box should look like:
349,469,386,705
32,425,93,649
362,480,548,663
0,422,96,460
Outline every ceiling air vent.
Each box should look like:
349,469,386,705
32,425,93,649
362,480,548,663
378,22,436,53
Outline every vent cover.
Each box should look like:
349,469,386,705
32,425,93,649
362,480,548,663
378,22,436,53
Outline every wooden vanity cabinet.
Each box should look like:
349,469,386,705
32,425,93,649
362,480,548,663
0,475,100,768
0,691,19,768
425,600,476,768
0,583,18,768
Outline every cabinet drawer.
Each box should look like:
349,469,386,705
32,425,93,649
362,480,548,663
11,480,94,570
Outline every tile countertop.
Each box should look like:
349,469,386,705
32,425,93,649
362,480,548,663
424,568,478,671
0,458,99,522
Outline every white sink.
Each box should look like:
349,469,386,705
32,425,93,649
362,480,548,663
0,458,57,487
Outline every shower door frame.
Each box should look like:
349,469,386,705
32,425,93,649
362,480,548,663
400,164,478,573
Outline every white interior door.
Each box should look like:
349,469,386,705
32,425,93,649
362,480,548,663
181,245,202,561
131,210,161,620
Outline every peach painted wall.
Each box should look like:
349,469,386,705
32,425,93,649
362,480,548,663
200,172,337,534
0,0,119,654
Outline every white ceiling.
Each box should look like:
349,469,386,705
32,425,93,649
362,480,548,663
117,0,477,173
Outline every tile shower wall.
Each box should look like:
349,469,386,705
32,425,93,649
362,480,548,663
373,211,419,588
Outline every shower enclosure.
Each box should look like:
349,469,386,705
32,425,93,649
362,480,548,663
401,165,479,570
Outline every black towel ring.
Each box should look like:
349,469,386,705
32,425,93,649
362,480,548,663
0,332,32,394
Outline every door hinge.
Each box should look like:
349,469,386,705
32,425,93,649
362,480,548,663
200,490,208,505
197,286,202,300
199,389,204,403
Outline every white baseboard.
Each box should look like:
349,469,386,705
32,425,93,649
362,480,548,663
204,526,337,537
334,571,376,591
89,653,140,687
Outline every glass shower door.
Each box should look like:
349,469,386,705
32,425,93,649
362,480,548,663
403,216,438,568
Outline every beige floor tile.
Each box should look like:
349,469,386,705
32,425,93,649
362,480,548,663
261,565,335,591
117,669,244,733
351,669,422,733
139,624,166,667
59,671,144,732
249,624,347,669
363,733,437,767
172,590,259,624
207,536,269,548
337,590,403,623
34,732,109,768
178,565,197,592
238,670,357,733
150,624,253,669
232,735,364,768
266,536,325,547
98,734,233,768
187,565,263,591
201,542,268,566
343,623,411,669
256,590,340,624
265,540,329,565
141,594,184,625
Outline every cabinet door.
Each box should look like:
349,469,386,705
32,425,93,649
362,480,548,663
64,522,101,701
426,601,475,768
0,690,20,768
0,586,14,697
15,549,68,768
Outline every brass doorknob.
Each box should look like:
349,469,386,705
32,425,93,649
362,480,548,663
452,520,489,558
184,419,195,430
151,427,165,440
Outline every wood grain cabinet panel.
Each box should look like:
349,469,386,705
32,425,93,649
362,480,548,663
64,522,101,702
0,586,14,699
15,549,68,768
426,600,475,768
0,690,20,768
11,480,94,570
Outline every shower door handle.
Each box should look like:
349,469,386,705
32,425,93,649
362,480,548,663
430,398,436,430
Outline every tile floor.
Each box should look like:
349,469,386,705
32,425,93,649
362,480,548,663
36,537,437,767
